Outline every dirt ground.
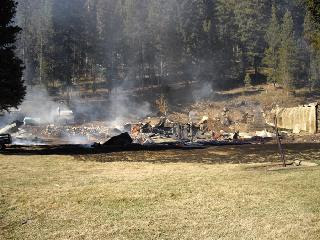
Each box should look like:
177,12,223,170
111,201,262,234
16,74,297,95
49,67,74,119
76,143,320,164
1,143,320,240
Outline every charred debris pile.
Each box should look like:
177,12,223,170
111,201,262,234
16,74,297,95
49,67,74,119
0,107,276,151
2,98,317,151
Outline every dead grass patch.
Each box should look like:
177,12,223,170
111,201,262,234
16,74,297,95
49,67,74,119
208,150,234,156
1,149,320,239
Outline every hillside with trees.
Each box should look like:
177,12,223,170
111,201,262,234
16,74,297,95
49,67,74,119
15,0,320,96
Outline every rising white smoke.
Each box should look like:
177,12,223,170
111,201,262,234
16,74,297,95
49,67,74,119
18,86,63,123
0,86,71,127
108,87,151,129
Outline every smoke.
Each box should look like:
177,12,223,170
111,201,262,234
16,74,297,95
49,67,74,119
0,86,71,127
18,86,69,124
12,138,46,146
64,85,151,129
0,82,151,130
107,87,151,129
63,134,89,144
192,82,214,102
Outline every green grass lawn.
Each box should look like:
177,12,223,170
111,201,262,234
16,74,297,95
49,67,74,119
1,148,320,239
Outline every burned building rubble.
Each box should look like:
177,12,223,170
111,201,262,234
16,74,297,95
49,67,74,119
0,101,274,148
2,98,320,149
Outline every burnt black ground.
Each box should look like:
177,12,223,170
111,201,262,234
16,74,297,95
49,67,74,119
1,143,320,165
77,143,320,164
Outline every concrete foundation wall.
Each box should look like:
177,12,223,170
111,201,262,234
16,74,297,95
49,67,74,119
276,104,317,134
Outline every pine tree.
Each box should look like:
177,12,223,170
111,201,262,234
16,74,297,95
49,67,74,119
264,4,280,86
50,0,86,88
306,0,320,49
278,10,298,91
0,0,26,111
304,11,320,89
96,0,125,91
215,0,242,86
234,0,269,76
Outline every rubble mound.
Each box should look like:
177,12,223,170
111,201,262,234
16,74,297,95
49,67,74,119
103,132,133,146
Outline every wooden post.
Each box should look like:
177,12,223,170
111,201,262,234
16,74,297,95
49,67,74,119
190,122,194,143
274,115,286,167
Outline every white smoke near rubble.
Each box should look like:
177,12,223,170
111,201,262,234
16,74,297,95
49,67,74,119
0,81,152,145
107,87,151,129
0,86,65,126
18,86,66,123
0,86,77,145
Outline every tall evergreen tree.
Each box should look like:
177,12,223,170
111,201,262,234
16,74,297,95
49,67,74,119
16,0,52,87
50,0,86,88
304,10,320,89
234,0,269,76
0,0,26,111
264,4,280,86
96,0,125,91
278,10,298,91
215,0,242,85
306,0,320,49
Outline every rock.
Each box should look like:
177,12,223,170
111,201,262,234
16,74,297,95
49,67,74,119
103,132,133,146
294,160,302,166
255,130,276,138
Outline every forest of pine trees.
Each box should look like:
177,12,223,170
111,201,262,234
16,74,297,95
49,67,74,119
15,0,320,93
